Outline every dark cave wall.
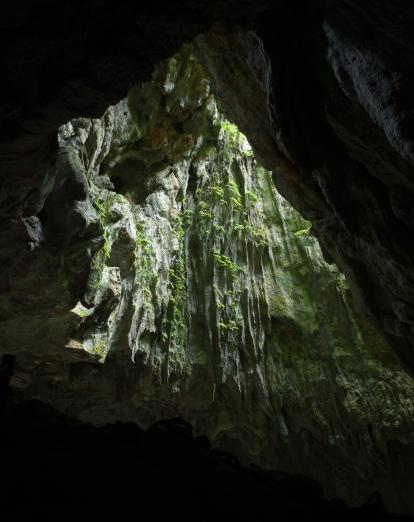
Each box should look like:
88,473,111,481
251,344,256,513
196,2,414,368
1,1,414,514
2,44,414,514
1,1,414,367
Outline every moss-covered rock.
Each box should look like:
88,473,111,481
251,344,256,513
4,45,414,513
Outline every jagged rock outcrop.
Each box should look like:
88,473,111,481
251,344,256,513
3,48,414,513
195,5,414,368
2,1,414,368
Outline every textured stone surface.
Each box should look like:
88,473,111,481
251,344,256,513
195,4,414,368
3,49,414,513
2,1,414,516
3,1,414,368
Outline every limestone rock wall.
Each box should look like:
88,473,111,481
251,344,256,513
4,48,414,512
195,10,414,369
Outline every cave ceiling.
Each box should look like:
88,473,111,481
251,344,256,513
2,1,414,367
2,1,414,515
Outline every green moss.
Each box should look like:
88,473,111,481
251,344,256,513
93,340,107,357
93,196,114,262
134,220,155,311
87,193,115,293
220,121,242,145
89,248,107,290
164,209,188,352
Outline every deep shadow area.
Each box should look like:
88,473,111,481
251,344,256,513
0,399,412,522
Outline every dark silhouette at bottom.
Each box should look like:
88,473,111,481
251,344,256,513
0,398,412,521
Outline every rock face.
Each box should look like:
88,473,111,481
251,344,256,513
4,48,414,512
195,4,414,368
2,1,414,369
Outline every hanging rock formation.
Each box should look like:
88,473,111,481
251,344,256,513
195,6,414,368
3,1,414,369
3,48,413,513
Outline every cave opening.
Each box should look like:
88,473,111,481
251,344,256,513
2,3,414,520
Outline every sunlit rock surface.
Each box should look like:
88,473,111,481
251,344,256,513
195,14,414,369
4,48,414,512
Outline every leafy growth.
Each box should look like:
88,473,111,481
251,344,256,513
165,209,188,350
246,190,259,205
293,223,312,237
220,121,242,144
213,251,240,275
134,220,154,311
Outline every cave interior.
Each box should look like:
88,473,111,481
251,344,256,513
1,1,414,520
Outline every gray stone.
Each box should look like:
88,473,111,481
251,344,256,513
3,47,414,513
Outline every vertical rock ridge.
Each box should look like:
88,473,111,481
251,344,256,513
4,46,414,512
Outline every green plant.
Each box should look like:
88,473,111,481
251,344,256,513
213,224,225,235
293,223,312,237
211,185,225,199
213,251,230,269
134,220,155,311
213,251,240,275
233,223,245,232
89,249,107,290
220,120,248,165
163,208,188,350
226,180,241,198
198,200,212,220
220,121,241,143
226,180,242,210
246,190,259,205
218,321,228,333
213,284,224,299
182,208,194,224
218,319,239,334
228,320,239,331
94,197,112,260
245,223,269,246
